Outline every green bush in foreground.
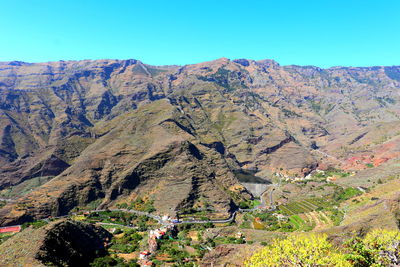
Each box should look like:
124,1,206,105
246,229,400,266
345,229,400,266
246,234,350,266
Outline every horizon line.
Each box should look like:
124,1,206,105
1,57,399,70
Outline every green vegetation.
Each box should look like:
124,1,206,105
109,229,143,253
131,64,150,76
116,198,156,213
84,211,157,231
91,227,143,266
245,234,350,266
0,176,54,198
82,199,104,210
238,199,261,209
288,215,315,232
213,110,237,132
345,229,400,266
197,67,246,91
281,108,300,118
365,163,374,168
90,255,139,267
309,99,323,113
312,168,351,179
333,187,362,201
156,238,192,264
0,233,12,245
177,222,214,232
305,98,339,115
278,199,319,215
247,230,400,265
214,236,245,245
279,195,348,228
147,67,168,77
241,211,300,232
177,208,224,222
327,207,345,226
152,229,210,264
22,220,48,229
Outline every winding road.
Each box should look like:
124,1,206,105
71,208,237,226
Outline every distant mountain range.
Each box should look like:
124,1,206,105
1,58,400,225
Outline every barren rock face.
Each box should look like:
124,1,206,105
0,58,399,224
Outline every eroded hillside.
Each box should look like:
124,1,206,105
0,58,399,225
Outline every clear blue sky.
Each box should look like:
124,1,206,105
1,0,400,67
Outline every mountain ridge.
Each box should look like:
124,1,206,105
3,57,400,69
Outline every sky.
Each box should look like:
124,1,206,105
1,0,400,68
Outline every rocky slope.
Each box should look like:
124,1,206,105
0,58,399,225
0,220,111,266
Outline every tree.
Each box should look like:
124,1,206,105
245,234,350,266
345,229,400,266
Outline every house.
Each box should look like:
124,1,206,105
236,232,244,239
0,225,21,234
149,229,166,239
326,176,337,182
139,251,151,260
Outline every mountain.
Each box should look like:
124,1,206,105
0,58,399,225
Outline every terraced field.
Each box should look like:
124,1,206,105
278,199,320,215
278,199,334,230
288,215,315,231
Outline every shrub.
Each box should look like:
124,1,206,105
245,234,350,266
239,201,250,209
345,229,400,266
247,229,400,266
334,187,362,201
204,222,214,228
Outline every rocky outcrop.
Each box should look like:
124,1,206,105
0,220,112,267
35,220,112,266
